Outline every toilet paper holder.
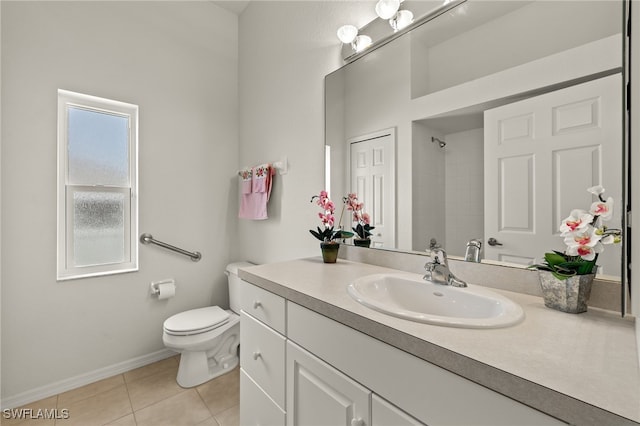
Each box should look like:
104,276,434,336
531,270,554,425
151,279,175,296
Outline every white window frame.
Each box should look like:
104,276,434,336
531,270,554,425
57,90,138,280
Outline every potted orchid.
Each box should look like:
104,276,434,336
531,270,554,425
344,193,375,247
530,186,621,313
310,190,345,263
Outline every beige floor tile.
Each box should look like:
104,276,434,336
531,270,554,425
196,417,219,426
1,395,58,426
213,404,239,426
196,367,239,416
57,375,125,406
126,368,186,411
56,385,132,426
134,390,211,426
103,413,137,426
123,357,178,384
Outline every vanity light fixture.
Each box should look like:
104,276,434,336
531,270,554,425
337,24,358,44
375,0,401,20
389,9,414,31
337,0,415,52
353,35,373,52
337,24,373,53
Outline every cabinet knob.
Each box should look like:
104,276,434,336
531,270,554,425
350,418,364,426
253,300,262,309
253,351,261,360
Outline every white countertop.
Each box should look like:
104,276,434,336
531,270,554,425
239,257,640,425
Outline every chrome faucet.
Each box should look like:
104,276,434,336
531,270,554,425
423,248,468,288
464,239,482,263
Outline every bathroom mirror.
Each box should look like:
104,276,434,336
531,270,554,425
325,0,625,280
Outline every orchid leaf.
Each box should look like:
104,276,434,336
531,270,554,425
544,252,567,266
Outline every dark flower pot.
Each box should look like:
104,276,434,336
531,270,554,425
320,242,340,263
353,238,371,248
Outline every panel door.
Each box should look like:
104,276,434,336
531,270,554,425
286,340,371,426
350,131,396,248
484,73,622,274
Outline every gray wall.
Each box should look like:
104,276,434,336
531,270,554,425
1,1,239,400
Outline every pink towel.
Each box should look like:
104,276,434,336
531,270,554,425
239,164,275,220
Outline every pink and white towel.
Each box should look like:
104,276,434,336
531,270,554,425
239,163,275,220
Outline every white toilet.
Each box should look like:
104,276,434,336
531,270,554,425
162,262,252,388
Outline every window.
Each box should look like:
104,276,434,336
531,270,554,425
57,90,138,280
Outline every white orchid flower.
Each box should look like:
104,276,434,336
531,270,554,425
601,235,615,245
565,240,604,261
590,197,614,221
563,225,601,249
587,185,605,196
559,209,594,236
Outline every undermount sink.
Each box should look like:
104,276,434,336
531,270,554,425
347,273,524,329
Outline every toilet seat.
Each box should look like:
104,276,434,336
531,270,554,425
163,306,230,336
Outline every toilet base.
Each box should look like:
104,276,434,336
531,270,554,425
176,349,239,388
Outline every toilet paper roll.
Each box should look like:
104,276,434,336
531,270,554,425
157,282,176,300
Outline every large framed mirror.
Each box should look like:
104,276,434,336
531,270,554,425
325,0,626,281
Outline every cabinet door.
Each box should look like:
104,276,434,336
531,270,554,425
287,341,371,426
372,395,424,426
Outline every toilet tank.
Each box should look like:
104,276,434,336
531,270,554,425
225,262,254,313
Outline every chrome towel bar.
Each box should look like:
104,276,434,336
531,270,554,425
140,233,202,262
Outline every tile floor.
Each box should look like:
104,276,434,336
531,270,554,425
3,356,239,426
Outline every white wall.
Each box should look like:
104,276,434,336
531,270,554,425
237,1,374,264
1,1,238,401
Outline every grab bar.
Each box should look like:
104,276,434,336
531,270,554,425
140,233,202,262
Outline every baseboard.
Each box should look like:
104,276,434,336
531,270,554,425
1,348,176,410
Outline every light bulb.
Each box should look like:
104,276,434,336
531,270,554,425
353,35,372,53
375,0,400,20
337,25,358,44
389,9,414,31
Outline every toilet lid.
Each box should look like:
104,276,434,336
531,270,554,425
163,306,230,336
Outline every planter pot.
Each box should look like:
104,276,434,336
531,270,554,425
320,242,340,263
537,271,595,314
353,238,371,248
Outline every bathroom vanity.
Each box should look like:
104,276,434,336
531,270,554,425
238,258,639,425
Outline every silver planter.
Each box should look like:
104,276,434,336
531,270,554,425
538,271,595,314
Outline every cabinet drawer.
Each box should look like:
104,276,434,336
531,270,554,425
240,368,285,426
240,312,286,409
240,280,286,334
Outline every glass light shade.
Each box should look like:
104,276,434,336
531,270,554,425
375,0,400,20
390,9,414,31
337,25,358,44
353,35,372,53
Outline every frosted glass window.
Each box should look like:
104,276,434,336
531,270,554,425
57,90,138,280
68,107,129,186
73,191,125,267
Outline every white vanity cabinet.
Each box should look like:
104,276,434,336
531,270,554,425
239,279,564,426
286,302,564,426
239,280,286,425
